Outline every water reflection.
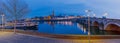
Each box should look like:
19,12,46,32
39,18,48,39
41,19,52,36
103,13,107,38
38,21,88,35
44,21,73,26
77,23,87,33
38,21,120,35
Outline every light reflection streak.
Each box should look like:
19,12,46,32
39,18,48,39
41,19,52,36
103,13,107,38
77,23,87,33
45,21,73,26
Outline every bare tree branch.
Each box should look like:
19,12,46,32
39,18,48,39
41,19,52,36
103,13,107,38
2,0,29,20
1,0,29,33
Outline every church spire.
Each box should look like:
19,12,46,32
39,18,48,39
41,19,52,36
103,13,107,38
52,10,55,16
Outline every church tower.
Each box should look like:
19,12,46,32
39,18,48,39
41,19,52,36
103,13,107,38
51,10,55,17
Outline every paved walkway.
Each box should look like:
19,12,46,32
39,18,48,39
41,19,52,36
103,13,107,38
0,32,120,43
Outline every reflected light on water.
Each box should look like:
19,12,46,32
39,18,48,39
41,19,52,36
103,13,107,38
77,23,87,33
38,21,120,35
57,21,73,26
84,28,87,33
45,21,73,26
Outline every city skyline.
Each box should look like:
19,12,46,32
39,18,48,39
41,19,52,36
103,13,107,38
20,0,120,19
0,0,119,43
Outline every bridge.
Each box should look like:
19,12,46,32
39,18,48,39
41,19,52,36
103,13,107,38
29,16,120,32
76,17,120,32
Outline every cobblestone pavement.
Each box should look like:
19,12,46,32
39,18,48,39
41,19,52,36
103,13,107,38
0,32,120,43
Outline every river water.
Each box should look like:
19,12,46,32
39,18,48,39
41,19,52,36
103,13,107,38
38,21,120,35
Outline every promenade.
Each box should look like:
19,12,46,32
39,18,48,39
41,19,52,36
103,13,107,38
0,31,120,43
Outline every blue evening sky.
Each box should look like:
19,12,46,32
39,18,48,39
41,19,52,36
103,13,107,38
25,0,120,19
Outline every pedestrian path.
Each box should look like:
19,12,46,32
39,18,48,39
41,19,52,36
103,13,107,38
0,32,120,43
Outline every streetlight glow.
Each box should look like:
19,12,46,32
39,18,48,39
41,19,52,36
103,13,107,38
85,10,91,13
103,12,108,17
93,14,96,17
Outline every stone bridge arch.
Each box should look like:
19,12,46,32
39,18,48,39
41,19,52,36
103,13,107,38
104,22,120,32
93,21,99,27
91,21,100,30
92,20,105,30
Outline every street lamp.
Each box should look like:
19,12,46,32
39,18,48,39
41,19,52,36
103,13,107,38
102,12,108,30
85,10,91,43
103,12,108,18
1,14,5,31
93,13,96,17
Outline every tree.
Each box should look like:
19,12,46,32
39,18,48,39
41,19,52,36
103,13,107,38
0,1,4,14
2,0,29,33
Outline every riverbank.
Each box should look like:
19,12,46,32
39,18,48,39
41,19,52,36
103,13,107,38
1,32,120,43
2,29,120,40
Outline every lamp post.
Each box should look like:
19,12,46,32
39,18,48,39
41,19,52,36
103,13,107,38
1,14,5,31
85,10,91,43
